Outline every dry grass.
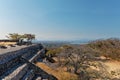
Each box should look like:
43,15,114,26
36,62,78,80
0,42,16,46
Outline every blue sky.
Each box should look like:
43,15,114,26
0,0,120,40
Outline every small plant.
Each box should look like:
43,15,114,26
111,71,116,75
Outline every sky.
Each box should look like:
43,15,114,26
0,0,120,40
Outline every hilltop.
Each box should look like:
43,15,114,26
37,38,120,80
1,38,120,80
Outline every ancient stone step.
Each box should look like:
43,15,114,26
0,62,23,79
2,63,29,80
42,79,48,80
35,77,42,80
31,75,42,80
0,45,44,80
0,44,42,65
22,52,36,61
21,69,35,80
29,49,45,63
0,57,21,76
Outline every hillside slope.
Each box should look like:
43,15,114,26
36,62,78,80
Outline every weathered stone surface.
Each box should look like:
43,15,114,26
0,44,42,64
4,63,28,80
0,44,42,75
0,44,57,80
29,49,45,63
36,77,42,80
21,69,35,80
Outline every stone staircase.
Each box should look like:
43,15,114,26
21,69,35,80
0,44,57,80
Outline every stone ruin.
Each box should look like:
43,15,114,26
0,44,57,80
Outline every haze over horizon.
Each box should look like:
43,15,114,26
0,0,120,40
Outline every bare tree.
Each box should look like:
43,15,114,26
57,45,90,74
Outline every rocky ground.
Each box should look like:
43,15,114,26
0,45,27,54
87,56,120,80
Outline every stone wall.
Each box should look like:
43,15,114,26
0,44,57,80
29,49,45,63
0,44,42,76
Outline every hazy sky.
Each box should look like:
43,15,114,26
0,0,120,40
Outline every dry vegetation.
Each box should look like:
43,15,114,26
36,62,78,80
0,42,16,46
36,38,120,80
88,38,120,60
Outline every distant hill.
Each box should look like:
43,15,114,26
88,38,120,60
